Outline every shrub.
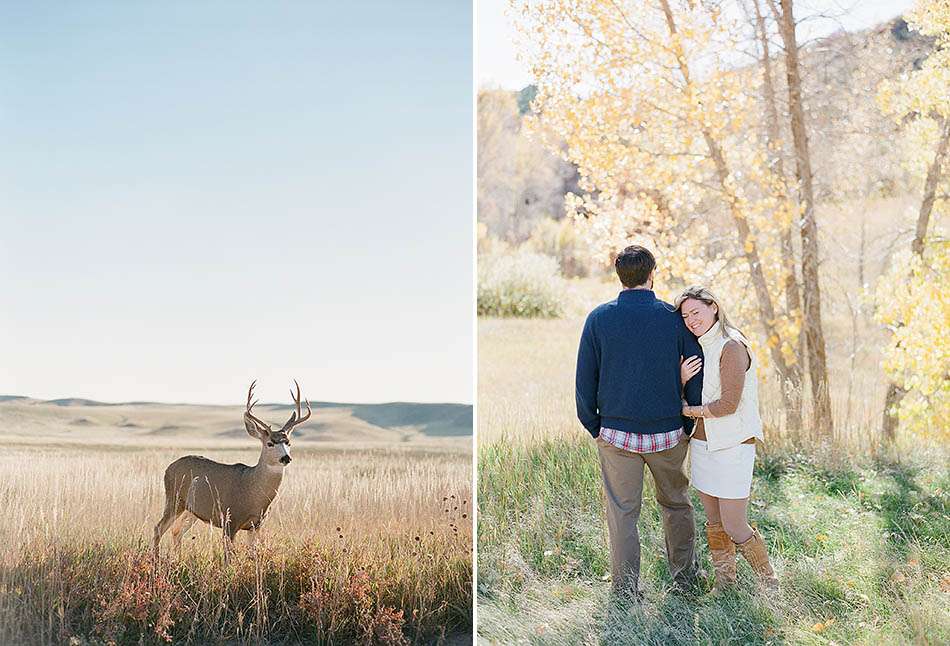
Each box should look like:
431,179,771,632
477,250,567,318
872,241,950,443
524,217,591,278
3,536,470,645
477,222,509,256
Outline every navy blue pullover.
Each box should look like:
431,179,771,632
575,289,704,438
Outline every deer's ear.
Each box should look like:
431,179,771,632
244,417,267,440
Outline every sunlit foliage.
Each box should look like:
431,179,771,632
874,0,950,440
510,0,802,375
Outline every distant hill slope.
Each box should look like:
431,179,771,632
0,396,472,448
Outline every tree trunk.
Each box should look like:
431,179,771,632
777,0,834,434
752,0,803,433
911,119,950,257
881,382,906,442
702,133,796,387
882,117,950,441
658,0,795,387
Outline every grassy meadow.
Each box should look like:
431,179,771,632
0,402,472,645
478,439,948,644
476,271,949,644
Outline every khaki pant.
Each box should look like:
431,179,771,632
597,436,697,592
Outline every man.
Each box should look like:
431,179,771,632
575,245,704,598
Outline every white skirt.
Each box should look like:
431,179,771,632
689,438,755,499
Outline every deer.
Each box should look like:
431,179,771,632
152,380,311,559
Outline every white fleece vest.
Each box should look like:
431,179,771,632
698,321,764,451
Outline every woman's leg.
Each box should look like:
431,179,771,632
725,496,779,591
718,497,754,544
698,491,722,524
698,491,736,589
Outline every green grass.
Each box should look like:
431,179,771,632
477,440,950,645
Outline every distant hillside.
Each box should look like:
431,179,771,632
0,396,472,448
267,401,474,437
793,17,934,202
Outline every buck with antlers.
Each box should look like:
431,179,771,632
153,380,311,558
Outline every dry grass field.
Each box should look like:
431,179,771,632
0,398,472,645
479,196,932,451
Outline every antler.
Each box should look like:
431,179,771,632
281,379,311,433
244,380,271,433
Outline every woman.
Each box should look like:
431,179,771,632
675,285,779,592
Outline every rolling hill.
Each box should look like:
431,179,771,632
0,396,472,449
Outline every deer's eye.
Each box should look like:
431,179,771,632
267,442,274,447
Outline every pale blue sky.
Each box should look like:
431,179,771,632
0,1,473,405
478,0,915,88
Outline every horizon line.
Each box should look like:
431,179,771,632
0,394,474,408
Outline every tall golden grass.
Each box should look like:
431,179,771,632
478,273,904,454
0,443,472,644
478,194,940,453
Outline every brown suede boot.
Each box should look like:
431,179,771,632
706,522,737,591
736,528,779,592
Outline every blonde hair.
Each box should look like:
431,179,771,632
674,285,749,346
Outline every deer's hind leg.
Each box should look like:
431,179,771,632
153,473,188,558
153,506,181,559
170,511,199,554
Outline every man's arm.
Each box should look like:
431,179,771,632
575,312,601,438
677,317,704,434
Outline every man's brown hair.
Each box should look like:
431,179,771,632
615,245,656,288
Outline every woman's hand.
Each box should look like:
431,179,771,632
680,355,702,385
682,404,703,418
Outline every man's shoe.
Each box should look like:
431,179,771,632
609,586,643,604
670,570,706,596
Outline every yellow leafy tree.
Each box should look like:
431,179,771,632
873,245,950,442
875,0,950,441
511,0,805,429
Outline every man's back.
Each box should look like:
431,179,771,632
575,289,703,437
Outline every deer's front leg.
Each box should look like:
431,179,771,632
247,526,264,556
222,521,240,564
